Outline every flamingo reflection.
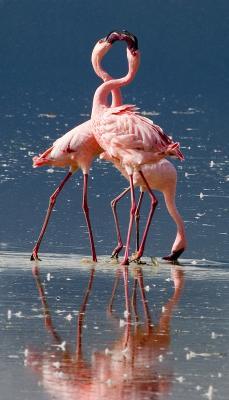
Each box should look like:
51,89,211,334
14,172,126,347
26,265,184,400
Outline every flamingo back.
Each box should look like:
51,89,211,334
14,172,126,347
92,105,184,166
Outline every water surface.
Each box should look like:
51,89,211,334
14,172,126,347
0,252,228,399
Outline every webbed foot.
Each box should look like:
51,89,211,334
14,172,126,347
162,248,185,263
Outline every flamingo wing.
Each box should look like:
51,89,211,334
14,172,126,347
95,106,184,162
33,120,101,169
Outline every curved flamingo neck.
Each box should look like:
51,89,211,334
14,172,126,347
92,52,122,107
91,51,140,117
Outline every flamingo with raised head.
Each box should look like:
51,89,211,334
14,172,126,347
30,32,135,262
92,31,186,262
91,31,185,265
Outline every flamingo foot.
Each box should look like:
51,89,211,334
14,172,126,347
30,250,41,261
111,244,123,259
130,251,146,264
162,248,185,262
120,257,130,266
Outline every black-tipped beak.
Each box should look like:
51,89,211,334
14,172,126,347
105,30,138,54
105,30,121,43
121,30,138,53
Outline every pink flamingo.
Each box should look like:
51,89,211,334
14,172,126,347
93,32,186,262
103,155,187,262
30,31,135,262
91,32,185,265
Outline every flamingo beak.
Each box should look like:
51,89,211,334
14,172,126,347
105,30,138,54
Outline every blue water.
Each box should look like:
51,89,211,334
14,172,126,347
0,254,229,400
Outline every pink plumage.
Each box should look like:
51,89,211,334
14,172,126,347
33,120,101,173
93,104,184,167
90,39,185,264
91,48,184,176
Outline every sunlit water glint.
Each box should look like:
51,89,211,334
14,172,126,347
0,253,228,399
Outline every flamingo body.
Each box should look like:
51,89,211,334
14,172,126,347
101,153,176,191
33,120,102,173
93,105,184,170
91,44,185,264
101,153,187,255
30,31,134,262
91,48,184,175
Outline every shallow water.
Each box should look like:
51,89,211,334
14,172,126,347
1,88,228,262
0,252,229,400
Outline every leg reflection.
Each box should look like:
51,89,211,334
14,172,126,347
27,265,185,400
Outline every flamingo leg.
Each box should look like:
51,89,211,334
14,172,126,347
132,171,158,262
31,171,72,261
82,174,97,262
134,191,144,251
111,187,131,258
121,175,136,266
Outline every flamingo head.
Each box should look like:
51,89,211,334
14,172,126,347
92,36,114,63
91,37,114,80
106,30,138,55
91,30,139,80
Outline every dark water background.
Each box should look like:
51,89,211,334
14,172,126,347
0,0,228,261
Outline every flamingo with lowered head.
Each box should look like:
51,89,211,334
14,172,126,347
91,31,185,265
30,31,136,262
103,153,187,262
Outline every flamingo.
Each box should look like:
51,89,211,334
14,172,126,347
92,31,186,262
30,31,135,262
91,32,185,265
103,155,187,263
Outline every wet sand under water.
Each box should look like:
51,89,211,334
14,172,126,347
0,251,228,400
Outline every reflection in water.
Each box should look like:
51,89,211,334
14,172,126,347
26,265,184,400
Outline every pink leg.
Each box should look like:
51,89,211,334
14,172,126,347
121,175,136,266
31,171,72,261
132,171,158,261
111,187,130,258
82,174,97,262
135,191,144,251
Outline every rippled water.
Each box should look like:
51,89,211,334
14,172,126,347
0,253,229,400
